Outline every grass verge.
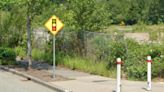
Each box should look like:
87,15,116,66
58,55,116,78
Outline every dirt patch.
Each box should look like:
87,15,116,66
6,61,71,82
14,67,70,82
152,77,164,82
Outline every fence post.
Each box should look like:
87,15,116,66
147,55,152,91
116,58,122,92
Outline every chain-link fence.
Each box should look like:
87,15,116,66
55,31,125,61
32,29,164,62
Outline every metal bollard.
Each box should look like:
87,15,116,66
147,55,152,91
116,58,122,92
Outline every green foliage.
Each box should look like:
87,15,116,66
0,9,26,47
91,34,126,67
0,47,5,59
147,0,164,24
24,0,50,19
108,41,127,63
56,35,164,80
44,0,112,31
0,48,16,60
107,0,130,24
0,47,16,65
32,48,53,64
123,39,147,80
106,0,163,25
0,0,19,10
43,52,53,65
58,55,115,77
14,46,26,58
152,57,164,78
32,48,45,61
125,0,150,24
123,39,164,80
126,63,147,80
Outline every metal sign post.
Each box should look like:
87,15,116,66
53,35,56,78
44,15,64,79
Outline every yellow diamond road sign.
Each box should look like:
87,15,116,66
44,15,64,36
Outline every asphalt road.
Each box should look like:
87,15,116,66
0,69,57,92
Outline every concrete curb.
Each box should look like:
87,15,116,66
0,65,72,92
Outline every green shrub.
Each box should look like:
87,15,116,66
32,48,53,64
1,48,16,60
0,47,16,65
122,39,148,80
14,46,26,58
126,64,147,80
107,40,127,69
152,56,164,78
0,59,2,65
0,47,5,59
43,52,53,65
123,39,164,80
32,48,45,61
56,51,65,65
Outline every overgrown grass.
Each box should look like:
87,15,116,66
32,48,53,64
32,48,45,61
58,55,116,78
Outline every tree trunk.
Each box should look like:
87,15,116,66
26,15,32,70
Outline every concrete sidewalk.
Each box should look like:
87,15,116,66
49,67,164,92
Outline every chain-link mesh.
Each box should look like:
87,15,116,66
55,31,125,62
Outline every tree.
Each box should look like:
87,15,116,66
23,0,49,69
0,0,26,47
1,0,50,69
148,0,164,24
64,0,112,31
158,0,164,23
106,0,130,24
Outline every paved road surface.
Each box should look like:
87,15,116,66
0,69,56,92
